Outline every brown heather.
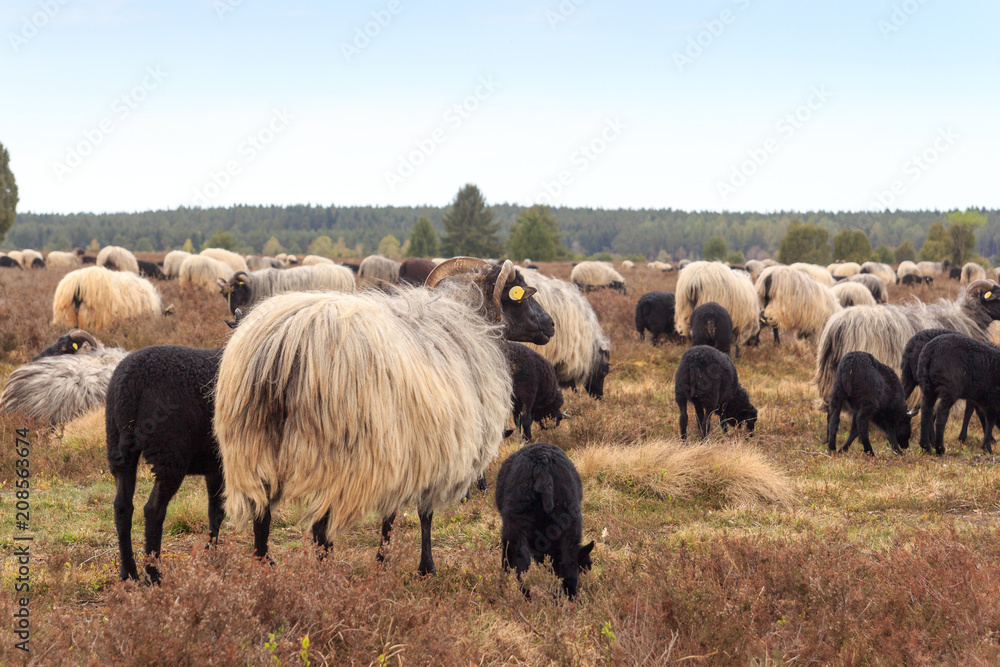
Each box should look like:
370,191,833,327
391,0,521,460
3,259,1000,665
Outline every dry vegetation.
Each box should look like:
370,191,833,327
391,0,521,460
3,260,1000,665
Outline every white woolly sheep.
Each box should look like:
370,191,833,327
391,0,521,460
179,255,234,291
218,263,357,314
45,250,81,269
756,265,841,343
790,262,835,287
961,262,987,285
358,254,402,288
245,255,284,271
163,250,192,278
848,274,887,304
213,258,555,574
200,247,249,273
570,261,626,294
859,261,897,286
621,260,634,270
676,261,760,349
829,262,861,279
897,261,919,280
52,266,163,331
917,260,948,276
97,246,140,274
832,281,877,308
301,254,335,265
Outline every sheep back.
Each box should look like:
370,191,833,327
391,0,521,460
675,261,760,344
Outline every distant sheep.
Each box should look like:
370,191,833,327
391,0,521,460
358,255,401,288
848,274,887,304
106,345,224,582
200,247,249,273
521,270,611,398
949,267,962,280
52,266,163,331
162,250,192,278
675,261,760,350
137,260,165,280
635,291,677,345
16,249,44,269
859,261,897,286
674,345,757,440
832,281,877,308
45,250,82,269
829,262,861,279
6,250,23,267
97,246,140,274
301,254,334,266
0,254,23,270
213,258,554,573
962,262,986,285
495,442,594,600
621,260,634,270
790,262,835,287
246,255,284,271
689,302,733,356
398,257,436,286
814,280,1000,406
1,330,126,424
897,261,919,280
901,274,932,287
917,260,948,276
756,265,840,343
570,261,626,294
826,351,913,456
744,260,765,282
218,263,357,315
179,255,234,291
507,342,566,440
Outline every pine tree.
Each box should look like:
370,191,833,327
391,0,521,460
377,234,402,259
262,236,285,255
507,205,563,262
407,217,439,257
702,236,728,261
181,238,195,253
0,142,18,245
832,229,872,263
440,184,501,257
309,235,335,257
777,221,831,265
894,240,916,263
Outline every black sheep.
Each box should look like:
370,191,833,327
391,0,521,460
583,348,611,399
827,351,914,456
507,342,566,440
0,256,22,269
900,329,983,443
917,333,1000,455
81,255,97,264
495,442,594,600
902,274,931,286
106,345,224,582
30,257,45,269
689,301,733,357
634,291,676,345
398,257,435,285
674,345,757,440
137,259,166,280
949,267,962,280
32,329,100,361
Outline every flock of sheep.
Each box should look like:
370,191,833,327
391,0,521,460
3,242,999,599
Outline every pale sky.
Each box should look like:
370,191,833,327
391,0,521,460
1,0,997,214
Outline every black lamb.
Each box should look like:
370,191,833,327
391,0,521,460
917,333,1000,455
826,351,914,456
689,301,734,357
137,259,166,280
0,255,22,269
900,329,983,443
106,345,224,582
949,267,962,280
81,255,97,264
495,442,595,600
674,345,757,439
634,291,677,345
507,342,566,440
902,274,931,287
30,257,45,269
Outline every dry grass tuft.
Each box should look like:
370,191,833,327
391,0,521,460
572,439,793,508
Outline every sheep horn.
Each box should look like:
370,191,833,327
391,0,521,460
424,257,491,288
234,270,249,280
217,277,232,293
68,329,101,350
968,280,1000,301
492,260,515,320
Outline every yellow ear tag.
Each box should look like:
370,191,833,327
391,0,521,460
508,286,525,302
71,342,79,350
238,281,245,286
987,292,993,299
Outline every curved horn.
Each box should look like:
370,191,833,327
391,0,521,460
216,277,231,292
966,279,998,300
492,260,515,318
68,329,101,350
424,257,491,288
233,270,249,281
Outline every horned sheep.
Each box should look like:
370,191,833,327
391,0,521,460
520,269,611,398
212,258,555,574
218,263,357,315
52,266,163,331
813,280,1000,406
0,330,126,424
97,246,140,274
675,261,760,351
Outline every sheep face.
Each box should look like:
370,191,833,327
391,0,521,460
32,330,100,361
583,348,610,399
495,268,555,345
971,281,1000,320
222,272,252,314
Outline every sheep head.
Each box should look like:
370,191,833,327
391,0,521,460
967,280,1000,321
31,329,102,361
425,258,554,345
219,271,252,315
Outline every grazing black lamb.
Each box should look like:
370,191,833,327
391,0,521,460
826,351,914,456
106,345,224,582
689,302,734,357
495,442,594,600
901,274,932,287
900,329,983,443
137,259,166,280
674,345,757,440
634,291,677,345
507,342,566,440
917,333,1000,455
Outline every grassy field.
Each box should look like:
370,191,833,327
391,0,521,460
3,260,1000,665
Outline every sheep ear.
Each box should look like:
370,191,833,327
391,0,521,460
581,541,595,556
521,286,537,300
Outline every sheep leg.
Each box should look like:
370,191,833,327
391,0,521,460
142,473,185,584
113,455,141,582
677,399,689,441
522,396,534,440
840,416,860,454
694,403,708,439
855,412,875,456
311,510,334,556
376,511,397,563
252,504,272,562
204,470,225,547
980,411,995,454
919,391,937,452
772,325,781,345
958,402,978,443
826,396,843,453
501,537,532,599
417,509,435,576
933,396,955,456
